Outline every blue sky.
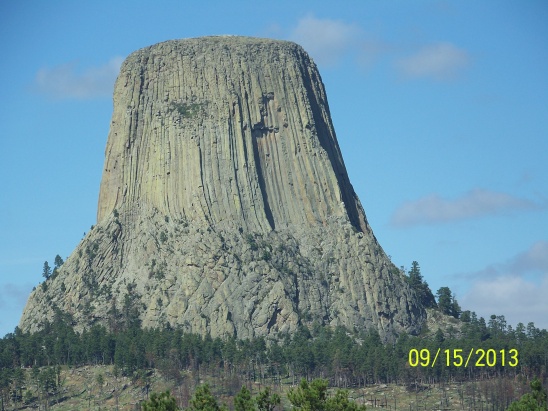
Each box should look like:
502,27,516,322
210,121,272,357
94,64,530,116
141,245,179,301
1,1,547,337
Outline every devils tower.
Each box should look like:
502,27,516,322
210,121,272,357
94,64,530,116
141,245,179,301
20,36,425,341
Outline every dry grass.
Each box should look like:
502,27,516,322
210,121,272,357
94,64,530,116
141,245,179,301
10,365,526,410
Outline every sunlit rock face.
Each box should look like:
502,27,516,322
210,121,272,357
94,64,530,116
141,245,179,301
20,37,425,341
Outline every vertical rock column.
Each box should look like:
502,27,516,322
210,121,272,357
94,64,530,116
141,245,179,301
97,37,368,233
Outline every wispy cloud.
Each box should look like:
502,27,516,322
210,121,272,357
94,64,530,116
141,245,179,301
459,240,548,280
510,241,548,273
460,242,548,329
34,56,124,99
396,42,470,81
391,188,543,227
289,15,362,66
288,16,470,81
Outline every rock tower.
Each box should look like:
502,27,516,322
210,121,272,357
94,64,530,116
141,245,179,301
20,37,425,341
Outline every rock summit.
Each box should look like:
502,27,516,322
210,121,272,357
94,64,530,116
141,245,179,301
20,36,425,341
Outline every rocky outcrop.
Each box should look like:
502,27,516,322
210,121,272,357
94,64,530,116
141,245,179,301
20,36,425,341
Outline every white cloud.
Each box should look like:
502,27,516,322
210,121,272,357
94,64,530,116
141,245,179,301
460,241,548,330
396,42,470,81
458,242,548,329
462,274,548,329
34,56,124,99
391,188,542,227
290,15,362,66
288,17,468,81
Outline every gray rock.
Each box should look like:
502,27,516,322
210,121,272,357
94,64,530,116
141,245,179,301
19,36,425,342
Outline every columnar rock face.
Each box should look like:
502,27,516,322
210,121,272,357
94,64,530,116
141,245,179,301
20,37,426,341
97,36,367,233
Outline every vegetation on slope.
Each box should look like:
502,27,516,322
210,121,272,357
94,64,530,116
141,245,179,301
3,260,546,410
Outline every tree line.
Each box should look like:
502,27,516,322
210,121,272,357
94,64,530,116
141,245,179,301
1,260,546,409
141,378,367,411
1,306,547,408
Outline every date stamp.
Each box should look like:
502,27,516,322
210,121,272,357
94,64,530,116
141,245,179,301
408,348,518,368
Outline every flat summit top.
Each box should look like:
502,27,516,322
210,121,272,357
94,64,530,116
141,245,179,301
148,35,300,48
122,36,308,66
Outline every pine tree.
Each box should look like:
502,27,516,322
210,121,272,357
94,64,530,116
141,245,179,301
460,310,471,322
326,389,367,411
450,293,461,319
142,390,179,411
407,261,437,308
507,378,547,411
42,261,52,280
288,378,328,411
436,287,452,316
234,386,254,411
256,387,281,411
188,384,226,411
408,261,423,288
54,255,64,269
96,373,105,406
288,378,366,411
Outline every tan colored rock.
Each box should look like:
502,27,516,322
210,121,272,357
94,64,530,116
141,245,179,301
20,36,425,341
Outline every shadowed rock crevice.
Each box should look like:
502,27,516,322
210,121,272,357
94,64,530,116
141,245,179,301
19,36,426,341
300,66,366,233
251,133,275,231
